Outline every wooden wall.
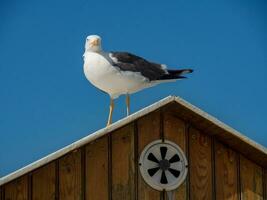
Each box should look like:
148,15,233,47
1,109,266,200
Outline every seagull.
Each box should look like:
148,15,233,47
83,35,193,126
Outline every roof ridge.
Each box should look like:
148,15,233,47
0,95,176,185
173,96,267,154
1,95,266,186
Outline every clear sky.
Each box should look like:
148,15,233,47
0,0,266,177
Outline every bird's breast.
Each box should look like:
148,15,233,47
83,52,150,97
83,52,115,81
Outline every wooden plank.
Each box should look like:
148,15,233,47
137,111,161,200
0,186,3,200
112,124,135,200
264,169,267,200
163,111,187,199
32,162,56,200
214,141,238,200
59,149,81,200
85,136,108,200
4,175,28,200
189,127,212,200
240,156,263,200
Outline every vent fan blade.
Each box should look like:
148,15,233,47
168,168,180,178
169,154,180,163
148,153,159,163
160,171,168,184
147,167,160,177
160,146,167,160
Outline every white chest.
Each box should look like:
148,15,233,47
83,52,150,97
83,52,116,81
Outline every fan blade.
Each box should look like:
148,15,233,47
148,167,160,177
148,153,159,163
168,168,180,178
160,146,167,160
160,170,168,184
169,154,180,163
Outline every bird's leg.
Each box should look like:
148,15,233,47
107,98,114,126
126,94,130,116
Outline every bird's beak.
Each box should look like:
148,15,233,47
89,38,100,47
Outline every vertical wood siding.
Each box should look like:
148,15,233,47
137,111,161,200
214,141,239,200
32,163,56,200
111,124,135,200
189,127,213,200
264,169,267,199
0,185,2,200
240,156,263,200
59,149,82,200
4,175,28,200
85,136,108,200
1,109,266,200
163,110,187,199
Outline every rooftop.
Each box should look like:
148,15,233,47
1,96,266,186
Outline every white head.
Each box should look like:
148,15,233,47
85,35,102,53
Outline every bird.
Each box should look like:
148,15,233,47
83,35,193,126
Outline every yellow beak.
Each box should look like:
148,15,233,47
90,38,100,46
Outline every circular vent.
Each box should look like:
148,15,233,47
139,140,188,191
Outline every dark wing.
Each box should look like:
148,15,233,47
109,52,193,81
109,52,167,81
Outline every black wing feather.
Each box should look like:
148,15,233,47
110,52,193,81
110,52,166,81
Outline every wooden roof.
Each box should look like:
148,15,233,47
0,96,266,186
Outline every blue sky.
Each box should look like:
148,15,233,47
0,0,266,176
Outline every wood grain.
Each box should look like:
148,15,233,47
240,156,263,200
189,127,212,200
264,169,267,200
163,111,187,199
0,186,2,200
215,141,238,200
32,162,56,200
0,186,4,200
4,175,28,200
85,136,109,200
112,124,135,200
137,111,161,200
59,149,82,200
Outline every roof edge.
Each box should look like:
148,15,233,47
173,96,267,155
0,96,175,186
1,95,266,186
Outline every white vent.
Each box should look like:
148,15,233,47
139,139,188,191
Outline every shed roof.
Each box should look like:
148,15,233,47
0,96,266,186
